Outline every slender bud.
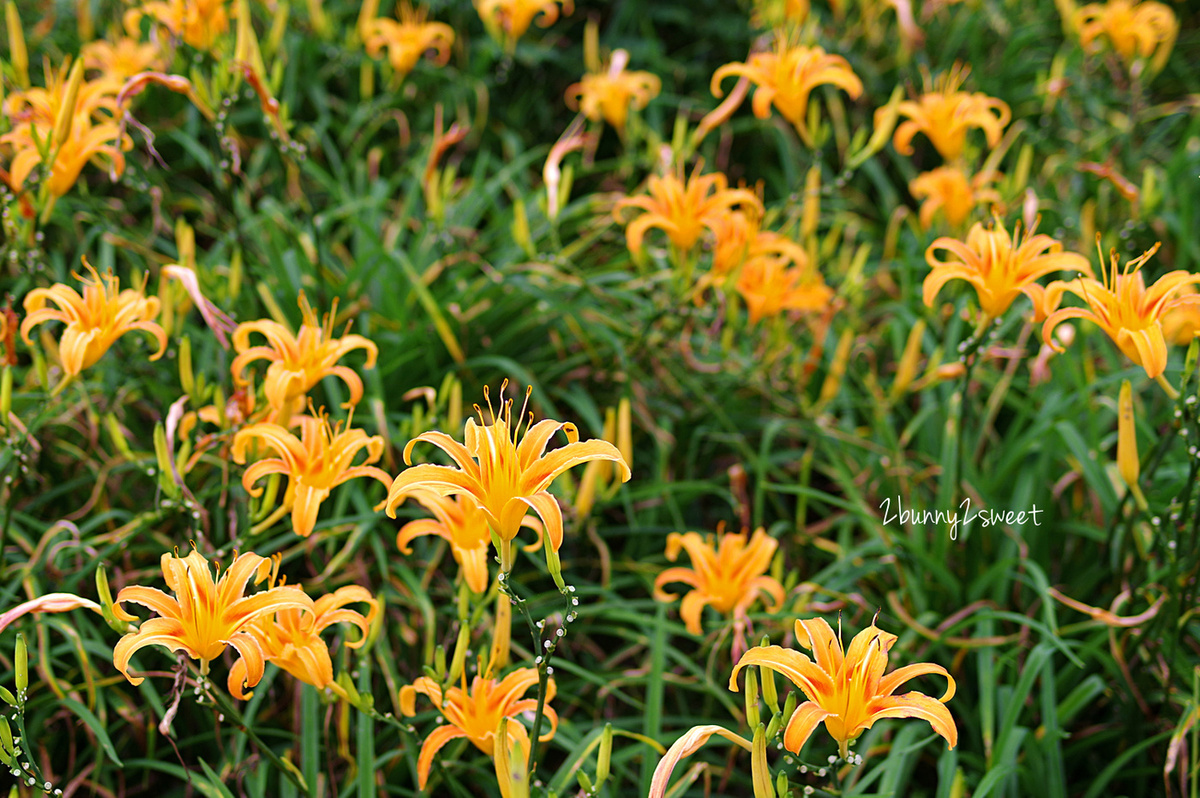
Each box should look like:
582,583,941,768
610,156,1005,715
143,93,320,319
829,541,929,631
760,663,779,713
447,623,469,684
751,724,773,798
432,643,447,680
595,722,613,788
1,365,11,423
890,319,927,400
576,772,594,793
489,592,512,672
800,166,821,241
776,770,789,798
765,709,783,739
617,397,632,471
745,666,760,728
153,422,179,499
14,634,27,700
0,715,11,757
782,690,797,726
5,2,28,89
1118,380,1147,511
179,336,195,397
52,59,85,148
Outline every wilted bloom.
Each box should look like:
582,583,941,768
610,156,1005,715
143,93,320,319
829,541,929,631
730,617,957,759
0,593,102,635
385,384,630,576
885,65,1011,162
613,165,763,257
231,294,378,415
20,261,167,376
395,491,543,594
81,37,164,82
124,0,231,51
923,219,1090,321
1075,0,1177,71
400,667,557,790
227,583,377,699
910,166,1002,229
654,527,786,635
363,3,454,79
565,50,661,133
475,0,572,48
711,37,863,140
112,549,314,696
233,415,392,538
1043,242,1200,380
736,233,834,324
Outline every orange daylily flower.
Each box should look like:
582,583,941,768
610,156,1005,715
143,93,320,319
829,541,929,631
232,415,392,538
565,50,661,133
112,549,314,697
394,491,544,594
363,3,455,79
654,527,786,635
1075,0,1177,71
709,210,761,279
228,584,378,699
711,37,863,140
1162,285,1200,344
730,617,957,759
613,165,763,257
385,384,630,575
125,0,230,51
81,37,165,82
884,65,1010,162
735,232,834,324
475,0,572,48
20,261,167,376
400,667,557,791
923,219,1091,321
231,294,378,415
909,166,1002,229
1043,242,1200,380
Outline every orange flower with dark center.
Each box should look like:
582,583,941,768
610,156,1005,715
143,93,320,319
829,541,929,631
884,65,1010,162
654,527,786,635
730,617,957,759
363,3,454,79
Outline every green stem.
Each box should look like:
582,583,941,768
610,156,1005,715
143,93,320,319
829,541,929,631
203,679,314,797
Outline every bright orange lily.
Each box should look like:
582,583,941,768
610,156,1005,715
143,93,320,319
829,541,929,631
228,584,378,699
232,414,392,538
923,219,1091,321
735,232,834,324
363,2,455,79
231,294,378,416
1043,242,1200,380
909,166,1002,229
565,50,661,133
475,0,572,48
654,527,785,635
81,37,165,82
112,549,314,697
400,667,557,791
20,261,167,376
730,617,957,759
1075,0,1177,71
613,165,763,258
884,65,1010,162
385,384,630,576
124,0,230,51
394,491,544,594
711,37,863,140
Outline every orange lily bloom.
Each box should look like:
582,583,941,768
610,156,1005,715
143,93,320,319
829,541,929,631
1043,243,1200,380
124,0,230,51
565,50,661,133
475,0,572,48
923,219,1091,321
385,384,630,574
709,210,761,279
228,584,378,699
884,65,1010,162
20,262,167,376
400,667,557,790
112,549,314,696
232,415,392,538
363,3,454,79
735,232,834,324
730,617,957,759
613,166,763,258
654,527,786,635
81,38,165,83
909,166,1002,229
395,491,544,594
231,294,378,415
1162,285,1200,344
711,37,863,139
1075,0,1177,70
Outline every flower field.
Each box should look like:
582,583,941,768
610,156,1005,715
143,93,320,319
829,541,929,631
1,0,1198,795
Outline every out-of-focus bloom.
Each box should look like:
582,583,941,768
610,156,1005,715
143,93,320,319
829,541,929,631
81,38,164,82
395,491,543,594
730,617,957,759
113,549,314,695
649,725,754,798
475,0,572,48
385,385,630,574
572,398,633,518
711,38,863,138
124,0,231,51
613,166,763,257
363,3,454,79
400,667,557,790
884,65,1011,162
736,234,834,323
228,584,377,699
910,167,1002,229
231,294,378,415
20,262,167,375
565,50,661,133
923,220,1090,321
654,527,786,635
1075,0,1177,70
232,415,392,538
709,210,761,279
1043,243,1200,379
1162,285,1200,344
